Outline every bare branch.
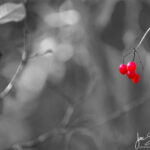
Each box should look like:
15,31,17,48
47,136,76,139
136,27,150,49
8,128,67,150
0,29,53,99
0,51,27,99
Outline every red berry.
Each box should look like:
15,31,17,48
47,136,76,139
119,64,127,75
127,61,136,72
132,74,140,84
126,71,136,79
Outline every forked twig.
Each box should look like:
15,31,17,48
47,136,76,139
123,27,150,66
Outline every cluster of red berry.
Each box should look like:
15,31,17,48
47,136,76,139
119,61,140,84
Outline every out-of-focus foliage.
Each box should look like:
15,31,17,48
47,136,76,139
0,0,150,150
0,2,26,24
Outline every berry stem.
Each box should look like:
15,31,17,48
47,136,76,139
132,48,136,61
136,27,150,49
122,51,133,64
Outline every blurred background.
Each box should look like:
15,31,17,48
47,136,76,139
0,0,150,149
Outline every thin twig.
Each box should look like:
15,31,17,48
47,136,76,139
47,83,74,126
135,50,144,70
6,70,74,150
0,59,25,98
71,94,150,129
9,128,67,150
29,50,53,59
0,48,28,99
0,23,52,99
8,94,150,150
0,17,28,99
61,106,74,126
90,94,150,129
122,49,134,64
136,27,150,49
122,27,150,64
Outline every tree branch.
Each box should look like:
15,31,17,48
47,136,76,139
8,128,67,150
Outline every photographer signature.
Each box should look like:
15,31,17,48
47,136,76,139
135,132,150,149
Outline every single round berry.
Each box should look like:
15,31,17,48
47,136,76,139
132,73,140,84
126,71,136,79
127,61,136,72
119,64,127,75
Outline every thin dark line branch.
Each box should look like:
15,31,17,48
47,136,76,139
89,94,150,129
71,94,150,129
9,128,67,150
